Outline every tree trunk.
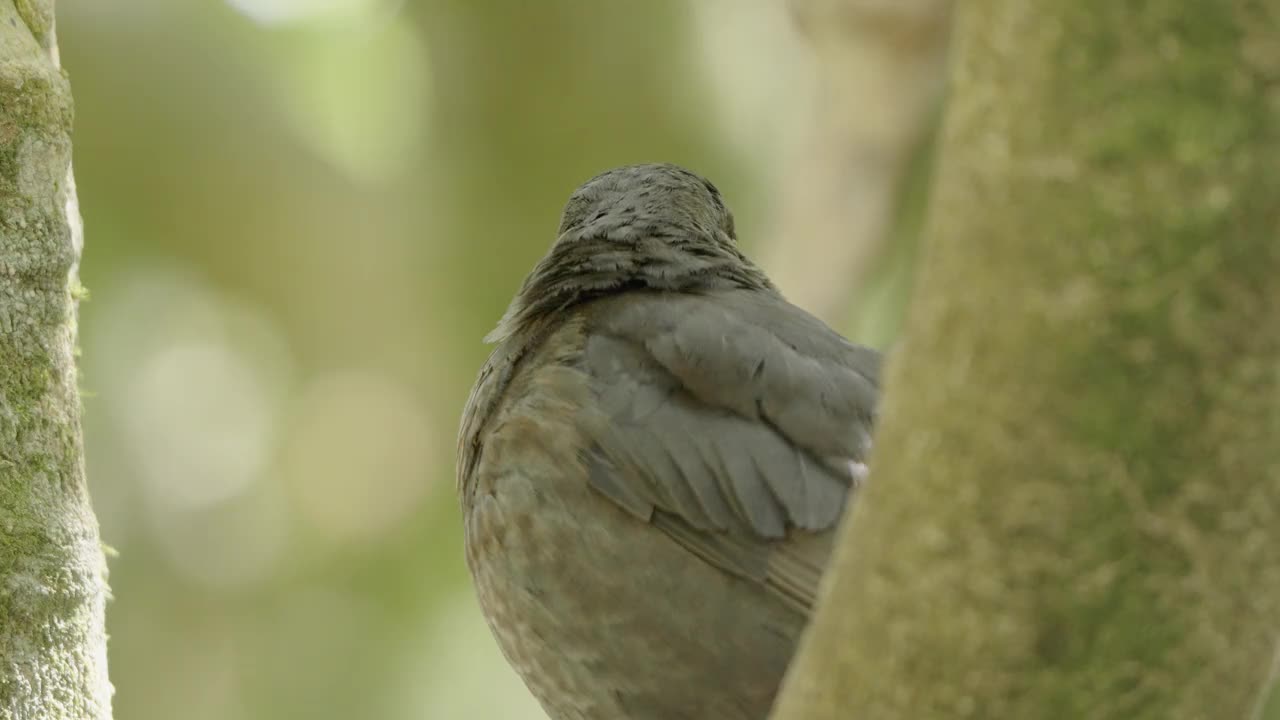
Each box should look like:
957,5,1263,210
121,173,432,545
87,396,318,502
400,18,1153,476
772,2,1280,719
0,3,113,718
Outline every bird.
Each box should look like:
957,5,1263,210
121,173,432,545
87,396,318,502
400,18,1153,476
458,163,881,720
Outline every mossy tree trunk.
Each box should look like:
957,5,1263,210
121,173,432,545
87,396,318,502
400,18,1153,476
772,2,1280,719
0,2,113,718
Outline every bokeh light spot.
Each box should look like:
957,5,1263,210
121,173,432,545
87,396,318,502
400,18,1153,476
224,0,395,27
281,370,434,545
270,16,429,184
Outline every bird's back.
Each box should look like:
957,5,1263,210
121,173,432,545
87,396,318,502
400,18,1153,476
461,291,877,719
458,163,880,720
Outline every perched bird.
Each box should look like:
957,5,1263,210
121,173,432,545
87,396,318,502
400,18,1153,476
458,164,880,720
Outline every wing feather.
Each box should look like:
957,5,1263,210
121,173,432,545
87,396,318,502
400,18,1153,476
576,290,880,613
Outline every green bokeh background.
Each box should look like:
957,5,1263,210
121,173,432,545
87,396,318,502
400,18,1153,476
53,1,1280,718
60,2,829,718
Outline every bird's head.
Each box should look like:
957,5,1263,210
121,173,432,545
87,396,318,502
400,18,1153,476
555,163,737,247
487,164,775,343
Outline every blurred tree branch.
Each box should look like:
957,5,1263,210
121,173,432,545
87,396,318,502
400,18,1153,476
0,2,112,718
761,0,950,326
772,1,1280,718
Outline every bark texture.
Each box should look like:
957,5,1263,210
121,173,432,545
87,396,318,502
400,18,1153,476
772,2,1280,718
0,2,112,718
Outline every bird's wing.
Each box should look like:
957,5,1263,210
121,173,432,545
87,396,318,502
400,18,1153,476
576,289,880,614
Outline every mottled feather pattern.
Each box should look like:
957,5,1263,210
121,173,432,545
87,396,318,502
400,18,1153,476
459,164,882,720
465,318,804,719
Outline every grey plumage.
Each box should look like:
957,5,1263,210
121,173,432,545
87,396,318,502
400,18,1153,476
459,163,881,720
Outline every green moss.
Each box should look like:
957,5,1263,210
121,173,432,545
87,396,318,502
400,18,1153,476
11,0,52,50
1,10,111,719
0,57,73,193
775,2,1280,719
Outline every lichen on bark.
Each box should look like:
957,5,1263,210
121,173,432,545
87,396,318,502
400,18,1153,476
1,1,112,718
772,2,1280,719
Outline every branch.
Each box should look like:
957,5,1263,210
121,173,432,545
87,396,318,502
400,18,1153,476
0,2,113,718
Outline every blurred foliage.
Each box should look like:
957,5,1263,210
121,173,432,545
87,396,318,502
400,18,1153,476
55,1,1279,717
59,1,835,718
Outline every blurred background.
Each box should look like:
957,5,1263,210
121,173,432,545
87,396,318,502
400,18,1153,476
59,1,939,718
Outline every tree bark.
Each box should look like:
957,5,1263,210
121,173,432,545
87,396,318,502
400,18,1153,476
772,2,1280,719
0,2,113,718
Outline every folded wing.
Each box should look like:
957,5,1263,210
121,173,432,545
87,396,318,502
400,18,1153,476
578,289,880,613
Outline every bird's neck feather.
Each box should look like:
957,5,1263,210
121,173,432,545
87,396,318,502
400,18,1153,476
485,234,773,344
